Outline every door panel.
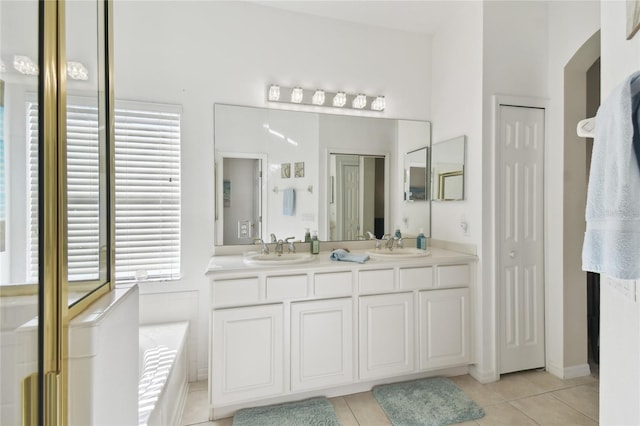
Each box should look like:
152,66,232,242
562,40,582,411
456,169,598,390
499,105,545,374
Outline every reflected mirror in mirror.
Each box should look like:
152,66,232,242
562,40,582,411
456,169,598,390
214,104,431,245
405,147,428,201
432,135,466,201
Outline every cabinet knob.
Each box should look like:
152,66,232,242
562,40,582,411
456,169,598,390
509,250,516,259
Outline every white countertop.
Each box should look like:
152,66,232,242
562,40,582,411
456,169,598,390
206,247,477,277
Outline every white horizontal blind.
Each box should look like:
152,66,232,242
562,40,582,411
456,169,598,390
114,104,181,281
28,100,181,283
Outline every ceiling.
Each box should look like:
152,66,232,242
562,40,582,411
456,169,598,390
250,1,467,35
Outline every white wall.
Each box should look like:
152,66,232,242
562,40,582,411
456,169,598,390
599,0,640,423
546,0,600,377
113,1,432,381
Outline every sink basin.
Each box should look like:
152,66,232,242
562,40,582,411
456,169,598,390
366,248,431,259
244,252,314,265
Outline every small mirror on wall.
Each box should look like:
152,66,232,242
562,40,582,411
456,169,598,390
404,147,428,201
432,135,466,201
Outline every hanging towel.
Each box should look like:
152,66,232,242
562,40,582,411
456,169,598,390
582,70,640,280
329,249,369,264
283,188,295,216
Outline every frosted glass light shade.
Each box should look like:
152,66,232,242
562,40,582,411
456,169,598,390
268,84,281,101
333,92,347,107
67,61,89,80
312,90,325,105
13,55,38,75
371,96,386,111
291,87,304,103
352,94,367,109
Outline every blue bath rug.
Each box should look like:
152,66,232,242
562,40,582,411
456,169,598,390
232,397,339,426
372,377,485,426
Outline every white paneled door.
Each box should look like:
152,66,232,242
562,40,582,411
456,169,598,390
498,105,545,374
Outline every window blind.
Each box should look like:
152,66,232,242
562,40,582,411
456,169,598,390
27,100,181,282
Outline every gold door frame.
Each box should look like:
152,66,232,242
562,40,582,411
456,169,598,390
35,1,114,424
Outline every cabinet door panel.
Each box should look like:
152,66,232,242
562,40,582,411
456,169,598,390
291,298,353,391
419,288,469,370
359,293,414,379
212,305,283,404
399,266,434,290
266,275,308,300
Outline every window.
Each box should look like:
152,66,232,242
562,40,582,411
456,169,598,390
28,100,181,282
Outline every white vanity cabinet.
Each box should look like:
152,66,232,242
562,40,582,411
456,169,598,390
359,292,415,379
419,288,470,370
291,298,354,391
211,304,284,405
206,248,476,418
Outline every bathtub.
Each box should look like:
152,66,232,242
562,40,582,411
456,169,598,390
138,321,190,426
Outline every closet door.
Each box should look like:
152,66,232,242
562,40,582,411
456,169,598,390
498,105,545,374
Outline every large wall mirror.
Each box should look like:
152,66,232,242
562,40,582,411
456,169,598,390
214,104,430,245
431,135,466,201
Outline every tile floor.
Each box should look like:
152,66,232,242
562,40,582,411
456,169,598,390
180,369,599,426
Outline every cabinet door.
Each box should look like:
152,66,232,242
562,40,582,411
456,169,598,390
211,304,283,405
291,298,353,391
359,293,414,379
419,288,469,370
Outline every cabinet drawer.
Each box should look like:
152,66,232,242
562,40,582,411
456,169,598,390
266,275,308,300
314,271,353,297
212,277,260,306
359,269,394,293
436,264,470,288
399,267,434,290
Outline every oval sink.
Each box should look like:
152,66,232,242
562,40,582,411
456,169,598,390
244,252,314,265
366,249,431,259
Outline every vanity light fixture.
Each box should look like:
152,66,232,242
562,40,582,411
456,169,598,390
13,55,38,75
371,96,386,111
333,92,347,107
67,61,89,80
291,87,304,103
268,84,281,101
352,94,367,109
312,89,325,105
265,84,385,112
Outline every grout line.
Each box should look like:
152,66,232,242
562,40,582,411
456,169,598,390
549,390,599,423
506,400,542,425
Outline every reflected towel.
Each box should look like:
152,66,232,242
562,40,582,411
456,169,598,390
329,249,369,264
283,188,295,216
582,70,640,280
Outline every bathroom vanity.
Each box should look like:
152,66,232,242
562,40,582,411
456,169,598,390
205,246,477,419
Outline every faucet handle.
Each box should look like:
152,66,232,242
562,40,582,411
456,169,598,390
287,240,296,254
285,236,295,243
270,233,277,243
366,231,376,240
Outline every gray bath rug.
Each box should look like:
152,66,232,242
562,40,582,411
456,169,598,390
232,397,339,426
372,377,485,426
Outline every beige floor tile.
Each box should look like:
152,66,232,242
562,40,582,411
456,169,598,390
181,389,211,426
476,402,537,426
552,384,599,421
343,391,392,426
329,396,359,426
510,393,598,426
518,370,574,392
189,380,208,392
484,372,547,401
449,375,506,407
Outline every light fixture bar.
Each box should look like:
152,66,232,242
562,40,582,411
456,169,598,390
266,84,385,112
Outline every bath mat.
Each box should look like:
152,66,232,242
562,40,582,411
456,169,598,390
232,397,339,426
372,377,485,426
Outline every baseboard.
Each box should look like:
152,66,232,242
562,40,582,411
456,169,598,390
468,365,499,384
547,361,591,379
197,368,208,383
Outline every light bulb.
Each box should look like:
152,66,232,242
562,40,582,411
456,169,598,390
268,84,280,101
312,89,325,105
352,94,367,109
333,92,346,107
291,87,304,103
371,96,386,111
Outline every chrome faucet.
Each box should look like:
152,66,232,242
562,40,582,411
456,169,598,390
275,239,284,256
383,234,395,250
270,233,278,243
254,238,269,255
286,237,296,253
